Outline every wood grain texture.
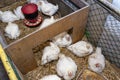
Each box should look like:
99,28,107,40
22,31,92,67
5,0,89,74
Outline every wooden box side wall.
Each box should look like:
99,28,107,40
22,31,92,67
5,1,89,74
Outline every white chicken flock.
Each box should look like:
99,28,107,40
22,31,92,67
40,40,105,79
0,0,106,79
1,0,59,39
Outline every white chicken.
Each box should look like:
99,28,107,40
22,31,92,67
39,75,61,80
56,54,77,80
88,47,105,73
41,42,60,65
27,0,48,11
67,41,93,57
52,32,72,47
39,16,57,30
5,22,20,39
14,6,25,19
0,10,19,23
38,1,59,16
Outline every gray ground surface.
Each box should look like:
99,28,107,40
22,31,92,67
0,60,9,80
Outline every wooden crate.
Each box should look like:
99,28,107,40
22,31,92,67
1,0,89,74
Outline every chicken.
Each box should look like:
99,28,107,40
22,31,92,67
14,6,25,19
41,42,60,65
52,32,72,47
67,41,93,57
38,1,58,16
27,0,48,11
40,75,61,80
56,54,77,80
88,47,105,73
5,22,20,39
0,10,19,23
39,16,57,30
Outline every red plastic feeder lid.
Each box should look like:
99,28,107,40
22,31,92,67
21,3,38,14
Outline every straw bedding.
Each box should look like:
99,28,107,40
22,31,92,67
25,37,120,80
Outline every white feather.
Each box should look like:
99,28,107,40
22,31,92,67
0,10,19,23
14,6,25,19
88,47,105,73
41,42,60,65
67,41,93,57
40,75,61,80
53,32,72,47
39,1,58,16
39,16,56,30
5,22,20,39
56,54,77,80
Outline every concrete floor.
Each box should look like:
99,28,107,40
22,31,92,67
0,60,9,80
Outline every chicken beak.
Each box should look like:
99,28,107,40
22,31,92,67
68,72,73,77
95,63,100,67
66,36,70,41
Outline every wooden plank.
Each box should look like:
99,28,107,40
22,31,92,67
5,46,37,74
0,45,18,80
5,3,89,74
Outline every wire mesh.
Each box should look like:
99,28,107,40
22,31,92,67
86,0,120,67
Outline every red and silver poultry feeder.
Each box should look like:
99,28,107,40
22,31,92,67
21,3,42,27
